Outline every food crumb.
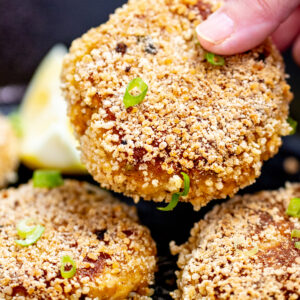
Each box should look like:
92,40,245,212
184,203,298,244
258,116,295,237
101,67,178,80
115,42,127,54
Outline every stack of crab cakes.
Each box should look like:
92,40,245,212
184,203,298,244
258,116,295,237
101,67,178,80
1,0,298,299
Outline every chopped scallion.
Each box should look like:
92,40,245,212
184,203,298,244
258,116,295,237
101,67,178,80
291,229,300,239
17,218,36,239
295,242,300,249
180,172,190,197
245,247,259,256
158,193,180,212
123,77,148,109
16,224,45,247
205,52,225,66
287,117,297,135
158,172,190,211
61,255,77,279
33,170,64,188
286,198,300,218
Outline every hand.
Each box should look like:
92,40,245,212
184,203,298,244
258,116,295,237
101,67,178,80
196,0,300,65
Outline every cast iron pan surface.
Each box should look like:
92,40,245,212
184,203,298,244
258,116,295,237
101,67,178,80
1,1,300,299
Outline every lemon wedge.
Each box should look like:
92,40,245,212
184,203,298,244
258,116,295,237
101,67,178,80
20,45,85,173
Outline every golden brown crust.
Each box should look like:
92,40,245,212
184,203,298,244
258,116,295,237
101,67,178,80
0,180,157,299
171,183,300,299
0,115,19,187
61,0,293,210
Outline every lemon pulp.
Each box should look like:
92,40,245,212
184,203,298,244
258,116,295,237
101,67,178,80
20,45,85,173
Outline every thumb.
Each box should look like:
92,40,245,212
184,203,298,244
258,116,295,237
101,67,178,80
196,0,300,55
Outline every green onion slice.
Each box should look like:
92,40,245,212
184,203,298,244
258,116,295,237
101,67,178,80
286,198,300,218
205,52,225,66
123,77,148,109
180,172,190,197
295,242,300,249
16,218,37,239
8,111,23,137
158,172,190,211
245,247,259,256
287,117,297,135
158,193,180,212
291,229,300,239
61,255,77,279
33,170,64,188
16,225,45,247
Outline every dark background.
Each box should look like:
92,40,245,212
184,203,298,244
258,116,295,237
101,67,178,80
0,1,300,298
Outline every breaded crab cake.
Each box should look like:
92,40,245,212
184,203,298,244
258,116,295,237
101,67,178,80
0,115,18,187
171,184,300,299
61,0,293,210
0,180,157,299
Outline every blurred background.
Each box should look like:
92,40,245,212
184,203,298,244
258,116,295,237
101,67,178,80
0,1,300,298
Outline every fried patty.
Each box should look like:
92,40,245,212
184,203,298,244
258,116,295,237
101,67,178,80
0,115,18,187
171,184,300,299
61,0,293,210
0,180,157,299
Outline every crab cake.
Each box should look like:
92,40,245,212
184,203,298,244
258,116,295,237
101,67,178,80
0,115,18,187
171,184,300,299
0,180,157,299
61,0,293,210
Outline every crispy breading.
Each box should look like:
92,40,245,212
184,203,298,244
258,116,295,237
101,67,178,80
171,183,300,299
0,115,18,187
61,0,293,210
0,180,157,299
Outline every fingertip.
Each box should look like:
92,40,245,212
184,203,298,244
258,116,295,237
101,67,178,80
195,5,272,55
271,32,286,52
196,36,239,56
196,12,235,45
272,6,300,52
292,35,300,66
196,32,224,55
196,0,300,56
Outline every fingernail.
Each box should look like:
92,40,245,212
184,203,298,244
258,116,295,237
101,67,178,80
196,12,235,44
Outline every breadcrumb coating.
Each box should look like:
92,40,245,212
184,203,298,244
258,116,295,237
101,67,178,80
0,180,157,299
0,115,18,187
171,183,300,299
61,0,293,210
